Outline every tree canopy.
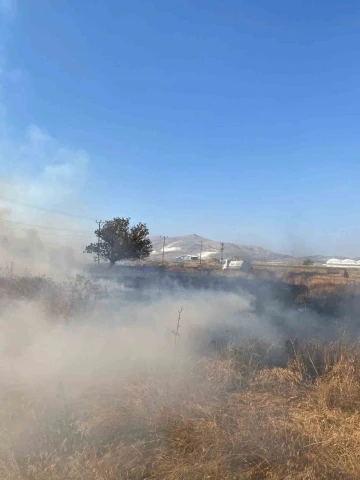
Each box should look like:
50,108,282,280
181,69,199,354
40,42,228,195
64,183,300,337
303,258,314,266
84,217,152,266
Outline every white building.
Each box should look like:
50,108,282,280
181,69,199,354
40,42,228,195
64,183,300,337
325,258,360,268
222,259,253,272
326,258,341,265
175,254,199,262
342,259,356,265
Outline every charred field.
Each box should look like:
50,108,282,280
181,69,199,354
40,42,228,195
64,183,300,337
0,265,360,479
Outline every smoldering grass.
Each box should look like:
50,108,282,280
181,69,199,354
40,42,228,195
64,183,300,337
3,338,360,479
0,270,102,321
1,271,360,478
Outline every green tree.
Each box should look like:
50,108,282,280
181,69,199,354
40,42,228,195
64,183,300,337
84,217,152,266
303,258,314,266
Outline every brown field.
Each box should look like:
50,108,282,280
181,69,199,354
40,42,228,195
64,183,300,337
145,260,360,300
1,270,360,479
2,338,360,479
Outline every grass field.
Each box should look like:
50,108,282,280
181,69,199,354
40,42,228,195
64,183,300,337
1,337,360,479
1,269,360,479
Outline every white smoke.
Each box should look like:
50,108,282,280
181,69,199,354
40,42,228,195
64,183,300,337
0,9,95,276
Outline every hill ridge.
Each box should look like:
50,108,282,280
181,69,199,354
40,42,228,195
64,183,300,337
149,234,294,262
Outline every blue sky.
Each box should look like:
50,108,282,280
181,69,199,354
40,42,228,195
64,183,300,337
1,0,360,255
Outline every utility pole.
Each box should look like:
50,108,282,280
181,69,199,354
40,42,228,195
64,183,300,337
199,240,203,265
161,236,167,265
220,242,225,263
96,220,102,266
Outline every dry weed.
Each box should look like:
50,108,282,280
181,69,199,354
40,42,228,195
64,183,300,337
1,272,360,478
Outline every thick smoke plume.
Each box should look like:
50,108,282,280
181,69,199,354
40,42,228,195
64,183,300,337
0,270,344,398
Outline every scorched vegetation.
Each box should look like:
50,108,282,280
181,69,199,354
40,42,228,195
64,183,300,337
0,270,360,479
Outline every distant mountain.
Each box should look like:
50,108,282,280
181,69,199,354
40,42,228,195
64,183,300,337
149,234,295,263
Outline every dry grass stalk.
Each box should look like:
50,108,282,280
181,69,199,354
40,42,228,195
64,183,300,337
0,339,358,479
1,271,360,478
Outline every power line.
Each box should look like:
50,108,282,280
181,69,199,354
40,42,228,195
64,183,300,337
33,232,93,238
2,220,94,233
0,197,96,221
0,229,93,238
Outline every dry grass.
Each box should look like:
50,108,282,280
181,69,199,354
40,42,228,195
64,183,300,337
0,340,360,479
0,272,101,321
2,271,360,479
253,266,360,311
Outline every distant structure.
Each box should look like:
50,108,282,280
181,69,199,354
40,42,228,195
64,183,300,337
175,254,199,263
325,258,360,268
222,259,253,272
326,258,341,266
344,259,357,265
220,242,225,263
